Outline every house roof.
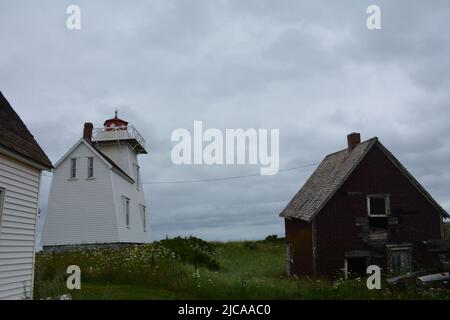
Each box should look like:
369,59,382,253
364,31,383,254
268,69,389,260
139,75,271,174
0,91,52,170
280,137,449,222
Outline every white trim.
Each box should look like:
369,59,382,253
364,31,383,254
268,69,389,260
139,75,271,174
54,139,112,170
367,194,391,217
53,138,134,183
29,173,42,299
87,157,94,178
70,158,77,179
0,145,51,171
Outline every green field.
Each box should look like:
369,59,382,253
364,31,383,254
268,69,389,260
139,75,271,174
34,235,450,300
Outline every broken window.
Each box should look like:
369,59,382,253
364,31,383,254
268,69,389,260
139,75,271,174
367,194,390,217
346,257,367,278
388,246,412,274
344,251,370,279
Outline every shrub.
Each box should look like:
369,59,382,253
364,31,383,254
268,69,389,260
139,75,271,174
157,236,220,270
263,234,285,244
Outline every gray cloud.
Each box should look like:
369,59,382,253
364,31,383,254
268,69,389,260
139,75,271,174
1,0,449,241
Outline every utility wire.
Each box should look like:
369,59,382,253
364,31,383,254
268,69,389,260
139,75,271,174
142,162,319,185
41,162,319,184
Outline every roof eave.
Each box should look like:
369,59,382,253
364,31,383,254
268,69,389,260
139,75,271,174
0,144,53,171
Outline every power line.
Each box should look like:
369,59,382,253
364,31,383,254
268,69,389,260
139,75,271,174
142,163,319,185
41,162,319,184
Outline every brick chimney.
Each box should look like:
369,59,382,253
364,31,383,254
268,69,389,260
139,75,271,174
83,122,93,141
347,132,361,151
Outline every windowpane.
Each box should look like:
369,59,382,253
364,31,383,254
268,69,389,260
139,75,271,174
136,165,140,189
140,205,146,232
123,197,130,227
70,159,77,178
0,188,4,226
390,250,411,273
370,198,386,215
367,195,389,216
87,157,94,178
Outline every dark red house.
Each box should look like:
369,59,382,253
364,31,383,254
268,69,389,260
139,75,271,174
280,133,449,279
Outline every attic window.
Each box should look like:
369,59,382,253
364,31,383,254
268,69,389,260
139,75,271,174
367,194,390,217
87,157,94,178
70,158,77,179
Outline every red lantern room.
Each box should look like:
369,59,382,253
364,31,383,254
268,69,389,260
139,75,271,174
104,110,128,130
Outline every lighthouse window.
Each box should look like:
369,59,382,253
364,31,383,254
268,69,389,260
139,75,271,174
87,157,94,178
136,165,140,190
70,158,77,179
140,204,147,232
123,196,130,227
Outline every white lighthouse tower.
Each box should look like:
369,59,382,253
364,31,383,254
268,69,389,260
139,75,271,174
42,112,150,248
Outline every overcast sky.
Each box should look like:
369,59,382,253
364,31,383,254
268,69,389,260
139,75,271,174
1,0,449,242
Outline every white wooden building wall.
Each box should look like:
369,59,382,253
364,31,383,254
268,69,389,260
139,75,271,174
0,154,40,300
42,143,119,246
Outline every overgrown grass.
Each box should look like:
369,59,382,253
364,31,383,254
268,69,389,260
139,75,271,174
34,236,450,300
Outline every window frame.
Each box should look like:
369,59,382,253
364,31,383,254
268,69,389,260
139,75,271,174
367,194,390,217
87,157,94,178
135,164,140,190
387,245,413,274
0,187,5,227
70,158,77,179
140,204,147,232
123,196,131,228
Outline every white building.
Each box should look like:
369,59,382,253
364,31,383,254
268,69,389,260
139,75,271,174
0,91,53,300
42,112,150,248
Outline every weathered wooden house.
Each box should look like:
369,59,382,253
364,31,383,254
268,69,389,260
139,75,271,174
42,112,150,249
0,91,53,299
280,133,449,279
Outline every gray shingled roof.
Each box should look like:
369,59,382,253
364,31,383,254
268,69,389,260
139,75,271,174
280,138,377,221
280,137,449,221
0,91,53,169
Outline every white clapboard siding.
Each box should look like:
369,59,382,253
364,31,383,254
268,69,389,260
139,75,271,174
0,154,40,300
43,142,119,245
